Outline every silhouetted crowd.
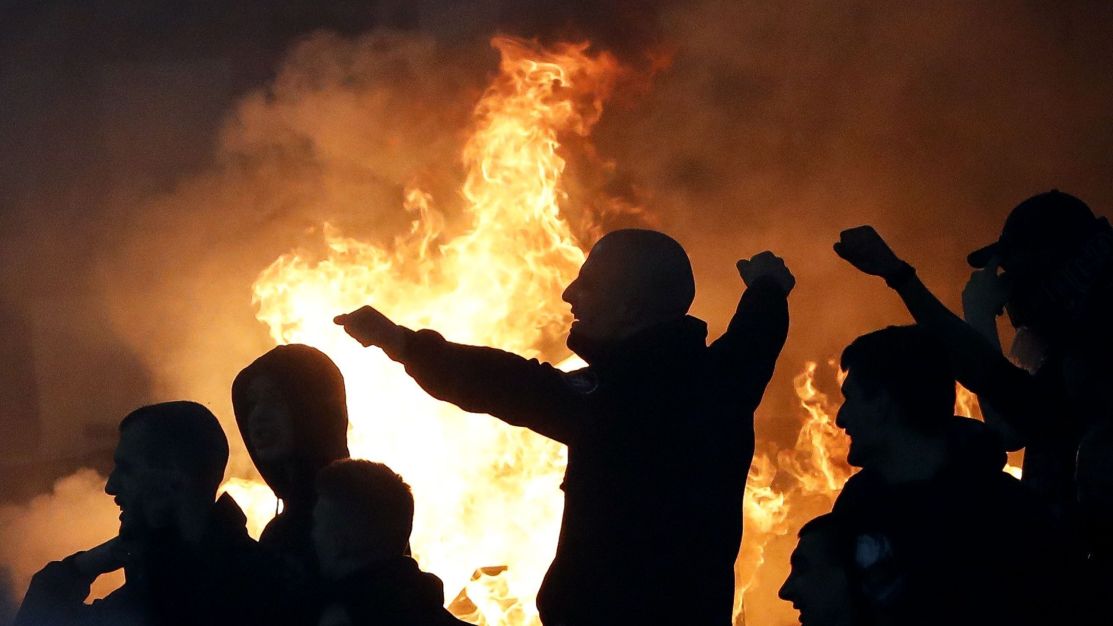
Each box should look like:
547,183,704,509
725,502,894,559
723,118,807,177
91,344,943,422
13,190,1113,626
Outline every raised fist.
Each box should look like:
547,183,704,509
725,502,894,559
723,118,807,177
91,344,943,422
334,305,406,356
834,226,906,278
737,251,795,295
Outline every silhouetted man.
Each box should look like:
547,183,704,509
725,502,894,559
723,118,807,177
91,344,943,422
835,190,1113,514
232,344,351,624
312,460,467,626
233,344,351,571
15,401,280,626
335,229,794,625
831,326,1071,626
780,514,869,626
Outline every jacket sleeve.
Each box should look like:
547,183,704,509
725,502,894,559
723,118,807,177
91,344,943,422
391,328,586,444
15,559,97,626
890,272,1055,443
707,278,790,414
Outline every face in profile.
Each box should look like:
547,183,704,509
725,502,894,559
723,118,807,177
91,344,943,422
245,376,296,463
562,240,636,343
836,371,889,469
780,531,859,626
104,424,178,538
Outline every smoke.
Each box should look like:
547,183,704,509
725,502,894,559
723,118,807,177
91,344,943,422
2,0,1112,622
0,470,123,619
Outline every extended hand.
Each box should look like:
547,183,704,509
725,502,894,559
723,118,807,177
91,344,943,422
334,305,407,355
737,251,795,295
834,226,906,278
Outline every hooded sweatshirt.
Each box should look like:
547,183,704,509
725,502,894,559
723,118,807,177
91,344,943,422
232,344,350,569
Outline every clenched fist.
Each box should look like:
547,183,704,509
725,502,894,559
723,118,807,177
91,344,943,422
334,305,407,356
737,251,795,295
834,226,906,279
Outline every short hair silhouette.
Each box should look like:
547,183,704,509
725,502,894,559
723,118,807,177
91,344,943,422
841,325,954,433
594,229,695,318
316,459,414,555
797,513,857,566
119,401,229,495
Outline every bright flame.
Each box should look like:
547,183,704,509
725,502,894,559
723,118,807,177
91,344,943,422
232,37,621,625
778,360,855,496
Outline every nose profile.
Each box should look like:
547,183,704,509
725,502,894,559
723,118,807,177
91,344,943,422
778,574,796,602
105,471,119,496
562,279,578,306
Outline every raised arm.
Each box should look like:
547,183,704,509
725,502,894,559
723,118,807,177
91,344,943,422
335,306,584,443
709,251,793,412
834,226,1049,444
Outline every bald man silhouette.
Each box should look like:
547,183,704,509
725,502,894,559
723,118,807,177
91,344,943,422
336,229,794,626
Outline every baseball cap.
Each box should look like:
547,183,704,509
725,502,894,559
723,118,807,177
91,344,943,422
967,190,1097,268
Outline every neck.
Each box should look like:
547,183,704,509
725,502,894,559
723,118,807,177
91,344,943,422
875,433,950,485
175,496,214,547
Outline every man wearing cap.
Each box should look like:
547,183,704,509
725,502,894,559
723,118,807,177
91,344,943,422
833,190,1113,518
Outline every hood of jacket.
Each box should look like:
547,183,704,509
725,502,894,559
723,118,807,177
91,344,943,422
232,344,350,501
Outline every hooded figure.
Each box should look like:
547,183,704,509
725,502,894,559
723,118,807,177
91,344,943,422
232,344,350,570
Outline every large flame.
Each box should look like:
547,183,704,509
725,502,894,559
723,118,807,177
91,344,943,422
234,37,619,625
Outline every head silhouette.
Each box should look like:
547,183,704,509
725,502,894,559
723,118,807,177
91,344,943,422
104,401,229,538
780,514,863,626
232,344,349,502
562,229,694,350
836,326,954,470
312,459,414,580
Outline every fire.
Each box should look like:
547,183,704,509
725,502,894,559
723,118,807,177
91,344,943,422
231,37,620,625
778,360,855,496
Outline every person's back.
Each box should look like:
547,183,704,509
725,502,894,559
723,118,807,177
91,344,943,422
335,230,794,625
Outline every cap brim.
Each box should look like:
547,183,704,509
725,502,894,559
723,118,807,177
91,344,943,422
967,243,999,268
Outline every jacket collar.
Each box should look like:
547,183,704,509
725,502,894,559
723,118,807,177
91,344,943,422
569,315,708,380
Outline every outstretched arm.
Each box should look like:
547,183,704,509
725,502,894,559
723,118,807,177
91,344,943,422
834,226,1047,445
335,306,584,443
709,251,793,413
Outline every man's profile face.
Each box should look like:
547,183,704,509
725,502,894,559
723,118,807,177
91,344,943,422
245,376,296,463
562,240,638,343
104,423,178,537
779,533,857,626
836,371,889,469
